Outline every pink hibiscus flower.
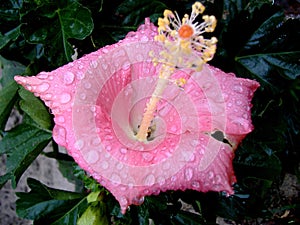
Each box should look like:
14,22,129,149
15,3,259,214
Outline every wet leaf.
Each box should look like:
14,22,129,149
20,1,94,63
0,123,51,188
0,81,18,131
18,87,52,130
16,178,87,225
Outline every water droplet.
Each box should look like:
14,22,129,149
141,35,149,42
38,83,50,92
56,115,65,123
62,71,75,85
111,173,121,183
53,125,66,145
227,102,232,107
86,150,99,164
170,125,177,133
184,167,193,181
242,113,248,119
136,54,143,61
162,162,171,170
105,145,112,151
80,93,86,100
69,22,75,29
38,72,48,79
191,139,199,147
192,181,200,188
90,60,98,68
84,82,91,89
122,62,130,70
144,174,155,186
90,105,96,112
76,71,85,80
236,100,242,106
208,171,214,179
233,85,243,93
105,135,113,140
102,63,108,70
92,138,100,146
142,152,154,162
102,48,109,53
130,196,143,206
75,139,84,150
60,93,71,104
120,148,127,154
119,196,128,205
117,163,123,170
78,64,84,70
102,161,109,169
157,176,166,185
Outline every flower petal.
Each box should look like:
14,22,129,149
15,18,259,213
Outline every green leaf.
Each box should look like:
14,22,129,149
235,10,300,84
236,51,300,84
0,55,26,87
116,0,166,26
0,81,18,131
0,25,21,49
77,202,109,225
16,178,88,225
0,123,51,188
20,1,94,63
18,87,52,130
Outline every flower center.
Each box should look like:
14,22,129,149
178,24,194,39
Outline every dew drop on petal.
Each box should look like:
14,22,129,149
56,115,65,123
105,145,112,151
157,176,166,185
90,60,98,68
80,93,86,100
117,163,123,170
184,167,193,181
132,196,145,205
75,139,84,150
119,196,128,206
86,150,99,164
90,105,96,112
120,148,127,154
208,171,214,179
144,174,155,186
60,93,71,104
192,181,200,188
76,71,85,80
111,173,121,183
38,83,50,92
84,82,92,89
102,161,109,169
233,85,243,93
63,72,75,85
142,152,154,162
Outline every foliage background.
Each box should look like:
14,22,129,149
0,0,299,224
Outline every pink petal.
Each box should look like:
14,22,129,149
14,18,259,213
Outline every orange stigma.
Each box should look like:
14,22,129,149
178,24,194,39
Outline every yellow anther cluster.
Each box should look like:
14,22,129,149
154,1,218,71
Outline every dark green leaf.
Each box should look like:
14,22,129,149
0,25,21,49
0,81,18,131
0,123,51,188
116,0,166,26
0,55,26,87
172,210,206,225
236,51,300,84
16,178,87,225
20,1,94,63
18,87,52,130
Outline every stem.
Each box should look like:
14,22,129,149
136,66,173,141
